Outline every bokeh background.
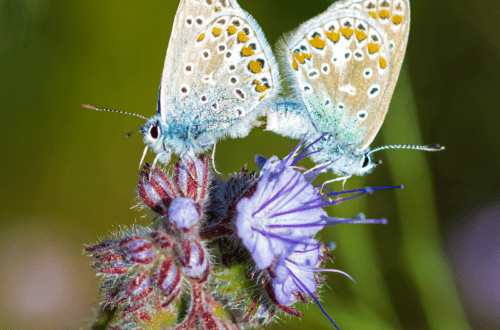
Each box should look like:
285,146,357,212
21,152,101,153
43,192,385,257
1,0,499,329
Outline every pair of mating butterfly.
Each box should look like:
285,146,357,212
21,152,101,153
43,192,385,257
84,0,442,184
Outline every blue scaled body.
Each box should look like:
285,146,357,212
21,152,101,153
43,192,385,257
267,99,375,177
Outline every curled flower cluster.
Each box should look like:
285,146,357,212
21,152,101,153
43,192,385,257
87,139,401,329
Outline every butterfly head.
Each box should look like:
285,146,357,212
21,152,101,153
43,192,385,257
357,152,380,176
332,151,379,177
308,135,380,177
141,116,172,164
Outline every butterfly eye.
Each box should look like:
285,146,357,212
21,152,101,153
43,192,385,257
362,155,371,168
150,123,159,139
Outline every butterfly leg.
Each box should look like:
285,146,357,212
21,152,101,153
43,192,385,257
138,146,149,170
304,162,330,175
322,175,352,191
211,143,221,175
149,154,160,180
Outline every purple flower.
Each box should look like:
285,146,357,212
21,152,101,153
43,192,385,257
235,154,327,270
87,136,404,329
232,136,401,328
272,238,321,305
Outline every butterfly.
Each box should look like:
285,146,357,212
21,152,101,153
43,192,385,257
84,0,280,169
265,0,442,184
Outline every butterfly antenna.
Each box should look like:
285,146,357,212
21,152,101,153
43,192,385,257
82,104,148,121
368,144,445,155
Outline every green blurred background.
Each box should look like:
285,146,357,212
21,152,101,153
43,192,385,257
1,0,499,329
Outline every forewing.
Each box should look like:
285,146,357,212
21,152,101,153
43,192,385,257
277,0,409,150
159,0,280,135
353,0,410,149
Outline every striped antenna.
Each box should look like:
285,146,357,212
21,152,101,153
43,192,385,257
81,104,148,121
368,144,445,155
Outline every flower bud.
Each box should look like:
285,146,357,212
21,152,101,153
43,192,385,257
177,239,209,282
169,197,200,231
138,166,178,215
120,236,155,264
174,156,210,202
156,257,183,307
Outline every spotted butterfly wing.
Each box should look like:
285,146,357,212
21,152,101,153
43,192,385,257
344,0,410,149
267,0,410,177
143,0,280,164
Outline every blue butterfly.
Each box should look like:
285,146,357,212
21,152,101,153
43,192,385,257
265,0,442,185
84,0,280,169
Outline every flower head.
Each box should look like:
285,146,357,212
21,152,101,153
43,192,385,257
87,137,403,329
229,136,401,327
272,238,321,305
236,154,327,269
85,227,180,322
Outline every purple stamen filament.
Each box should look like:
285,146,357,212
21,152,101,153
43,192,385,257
294,133,328,164
325,185,403,197
288,271,340,330
268,217,387,228
269,192,367,218
252,228,321,247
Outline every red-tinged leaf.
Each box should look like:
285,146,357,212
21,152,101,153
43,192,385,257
101,267,129,274
99,253,123,263
126,271,149,296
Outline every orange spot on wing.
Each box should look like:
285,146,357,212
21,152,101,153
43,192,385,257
292,59,299,70
379,10,390,19
248,60,262,74
303,52,311,60
326,29,340,43
215,6,222,12
340,27,354,39
392,15,403,25
238,31,249,43
212,27,222,37
197,33,205,42
309,34,326,50
367,42,379,54
355,29,367,42
260,95,266,101
379,57,387,69
367,11,377,19
256,84,268,93
241,45,255,57
252,79,268,92
227,25,237,35
294,52,305,64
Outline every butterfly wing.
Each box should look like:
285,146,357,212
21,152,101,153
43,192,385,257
159,0,280,141
353,0,410,149
275,0,409,151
